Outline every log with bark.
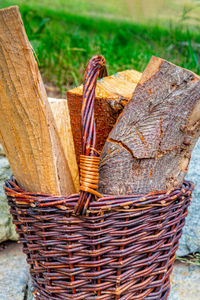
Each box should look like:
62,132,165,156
98,56,200,195
67,69,142,164
0,6,75,195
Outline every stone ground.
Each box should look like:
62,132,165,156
0,242,200,300
0,242,30,300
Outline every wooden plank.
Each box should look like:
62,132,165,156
67,69,142,164
0,6,75,195
48,98,79,192
98,56,200,194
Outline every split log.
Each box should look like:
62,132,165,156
48,98,79,192
99,56,200,195
0,6,75,195
67,69,142,164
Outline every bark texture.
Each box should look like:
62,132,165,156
99,56,200,195
67,69,142,164
0,6,75,195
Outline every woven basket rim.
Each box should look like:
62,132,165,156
4,177,194,213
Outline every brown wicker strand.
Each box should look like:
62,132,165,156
74,55,107,215
79,155,102,198
4,178,193,299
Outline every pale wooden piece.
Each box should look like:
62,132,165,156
48,98,79,192
67,69,142,164
99,56,200,195
0,6,75,195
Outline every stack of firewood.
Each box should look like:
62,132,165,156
0,6,200,197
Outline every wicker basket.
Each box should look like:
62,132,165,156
5,56,194,300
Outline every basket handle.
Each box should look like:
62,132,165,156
73,55,107,215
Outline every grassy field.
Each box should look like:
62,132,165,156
2,0,200,23
1,0,200,95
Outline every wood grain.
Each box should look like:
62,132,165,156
67,69,142,164
48,98,79,192
99,56,200,194
0,6,75,195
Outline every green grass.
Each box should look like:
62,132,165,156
1,1,200,95
177,252,200,266
2,0,200,24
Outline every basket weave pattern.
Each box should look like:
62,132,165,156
5,179,193,299
5,56,194,299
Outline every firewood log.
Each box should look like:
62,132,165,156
99,56,200,195
67,69,142,164
0,6,75,195
48,98,79,192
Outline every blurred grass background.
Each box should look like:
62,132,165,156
1,0,200,95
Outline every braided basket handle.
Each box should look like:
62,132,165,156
73,55,107,215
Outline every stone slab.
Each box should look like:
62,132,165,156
0,156,18,243
169,260,200,300
0,242,29,300
177,140,200,256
